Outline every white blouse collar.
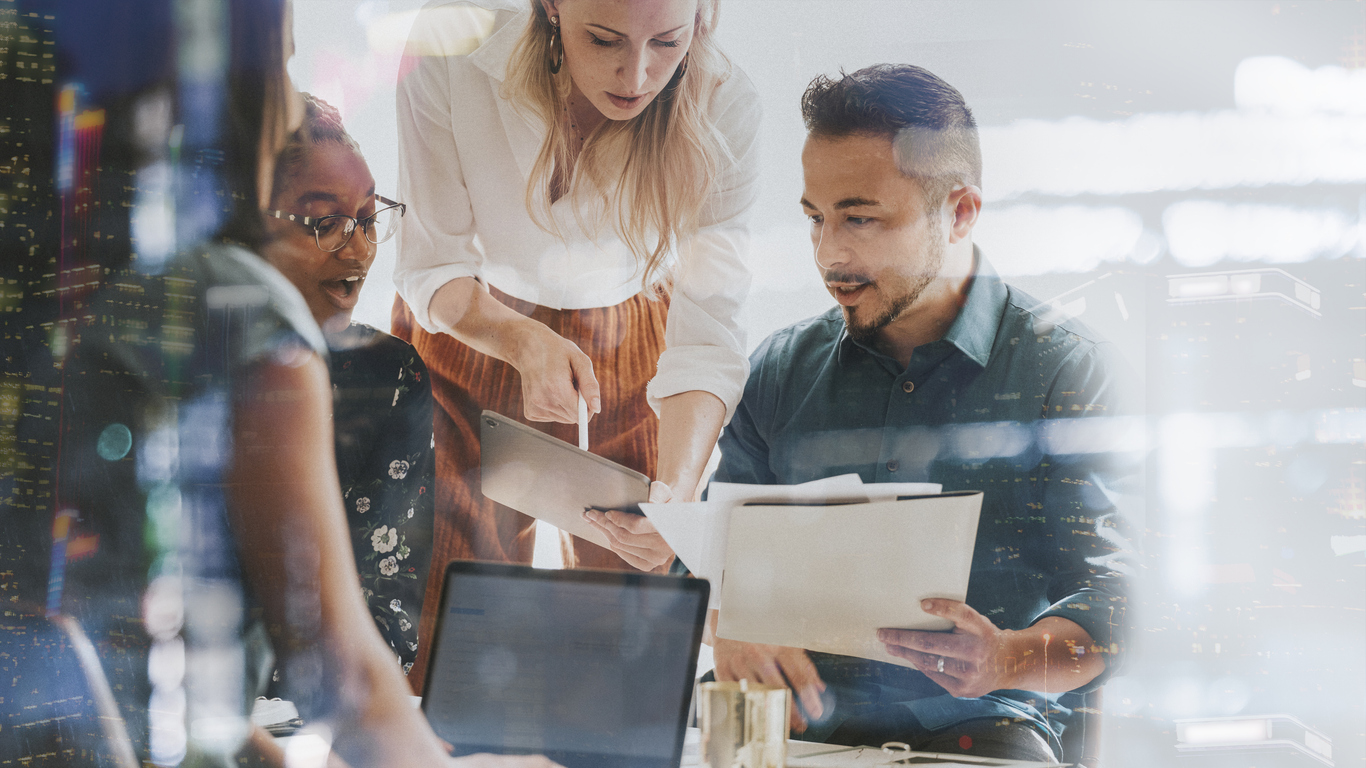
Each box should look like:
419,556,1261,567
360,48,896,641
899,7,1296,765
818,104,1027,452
467,4,529,83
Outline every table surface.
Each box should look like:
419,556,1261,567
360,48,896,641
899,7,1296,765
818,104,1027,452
679,728,1060,767
263,702,1058,767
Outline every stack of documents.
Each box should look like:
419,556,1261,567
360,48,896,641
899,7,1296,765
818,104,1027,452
642,476,983,667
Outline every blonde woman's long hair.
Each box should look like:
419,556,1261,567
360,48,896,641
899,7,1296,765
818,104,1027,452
503,0,730,289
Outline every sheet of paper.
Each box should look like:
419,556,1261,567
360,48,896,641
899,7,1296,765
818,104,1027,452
861,482,943,501
639,500,713,578
645,475,872,608
792,759,996,768
705,473,868,510
716,493,983,666
643,477,944,609
784,746,903,766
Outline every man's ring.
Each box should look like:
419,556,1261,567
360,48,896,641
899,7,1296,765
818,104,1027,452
936,656,945,673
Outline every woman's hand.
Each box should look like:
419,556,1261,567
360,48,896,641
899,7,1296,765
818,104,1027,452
507,318,601,424
429,279,600,425
583,481,676,571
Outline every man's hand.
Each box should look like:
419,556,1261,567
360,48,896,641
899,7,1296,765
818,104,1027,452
878,599,1015,699
880,601,1106,697
582,481,675,571
713,637,826,734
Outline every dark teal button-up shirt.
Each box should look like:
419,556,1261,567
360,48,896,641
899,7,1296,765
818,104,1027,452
714,255,1139,746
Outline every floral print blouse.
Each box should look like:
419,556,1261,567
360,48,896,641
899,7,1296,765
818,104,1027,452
329,323,435,675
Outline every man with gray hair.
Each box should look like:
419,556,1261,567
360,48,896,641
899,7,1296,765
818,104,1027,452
710,64,1138,762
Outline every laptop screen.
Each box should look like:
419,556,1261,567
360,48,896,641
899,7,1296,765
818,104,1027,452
422,562,708,768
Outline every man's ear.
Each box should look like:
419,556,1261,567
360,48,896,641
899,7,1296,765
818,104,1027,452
946,184,982,245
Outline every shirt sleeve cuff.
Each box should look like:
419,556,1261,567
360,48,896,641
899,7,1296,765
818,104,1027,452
646,345,749,425
393,261,484,334
1032,592,1127,693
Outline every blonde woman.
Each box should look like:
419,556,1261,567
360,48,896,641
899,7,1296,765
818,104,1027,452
393,0,757,676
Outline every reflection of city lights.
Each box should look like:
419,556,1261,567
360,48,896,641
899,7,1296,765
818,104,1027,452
1178,718,1270,745
1165,267,1321,315
1159,416,1214,595
1164,201,1358,268
973,205,1150,276
283,725,333,768
945,422,1031,460
368,6,495,56
1330,535,1366,556
1235,57,1366,115
1170,274,1228,299
1038,416,1147,456
132,162,176,271
981,111,1366,199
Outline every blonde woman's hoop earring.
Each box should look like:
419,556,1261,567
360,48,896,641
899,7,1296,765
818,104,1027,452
547,16,564,75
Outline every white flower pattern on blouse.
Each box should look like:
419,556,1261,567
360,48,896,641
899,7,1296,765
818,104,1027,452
372,525,398,553
333,326,434,677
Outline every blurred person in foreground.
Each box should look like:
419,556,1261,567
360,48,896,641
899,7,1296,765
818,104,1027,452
261,93,434,681
51,0,555,765
709,64,1139,762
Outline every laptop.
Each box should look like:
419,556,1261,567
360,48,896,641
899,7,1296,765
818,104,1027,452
421,561,710,768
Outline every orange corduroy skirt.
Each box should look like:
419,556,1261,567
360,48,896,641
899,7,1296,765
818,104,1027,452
391,285,667,687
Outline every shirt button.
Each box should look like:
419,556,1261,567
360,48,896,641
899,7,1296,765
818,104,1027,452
886,460,900,472
902,381,915,393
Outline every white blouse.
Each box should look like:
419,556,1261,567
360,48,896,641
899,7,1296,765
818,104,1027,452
394,0,760,421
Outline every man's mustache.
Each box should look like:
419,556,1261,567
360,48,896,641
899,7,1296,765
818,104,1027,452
822,270,873,286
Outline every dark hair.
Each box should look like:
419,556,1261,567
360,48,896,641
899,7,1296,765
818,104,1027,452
271,93,362,200
800,64,981,208
214,0,293,249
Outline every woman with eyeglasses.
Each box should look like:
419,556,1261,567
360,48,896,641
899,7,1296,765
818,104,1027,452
260,93,434,683
394,0,758,681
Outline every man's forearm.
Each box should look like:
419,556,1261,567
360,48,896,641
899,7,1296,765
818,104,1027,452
1000,617,1106,693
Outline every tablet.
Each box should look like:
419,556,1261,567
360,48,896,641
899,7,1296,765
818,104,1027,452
479,410,650,549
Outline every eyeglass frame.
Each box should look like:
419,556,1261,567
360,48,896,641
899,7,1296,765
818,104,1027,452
265,194,407,253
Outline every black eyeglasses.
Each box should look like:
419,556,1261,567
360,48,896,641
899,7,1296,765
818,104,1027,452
266,195,407,252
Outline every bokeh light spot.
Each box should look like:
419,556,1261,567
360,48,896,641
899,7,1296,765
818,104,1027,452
97,423,133,461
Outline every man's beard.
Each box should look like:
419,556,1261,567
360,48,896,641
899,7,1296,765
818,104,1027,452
838,224,946,347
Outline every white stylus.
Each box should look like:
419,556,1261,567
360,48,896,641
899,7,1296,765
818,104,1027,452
578,393,589,451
